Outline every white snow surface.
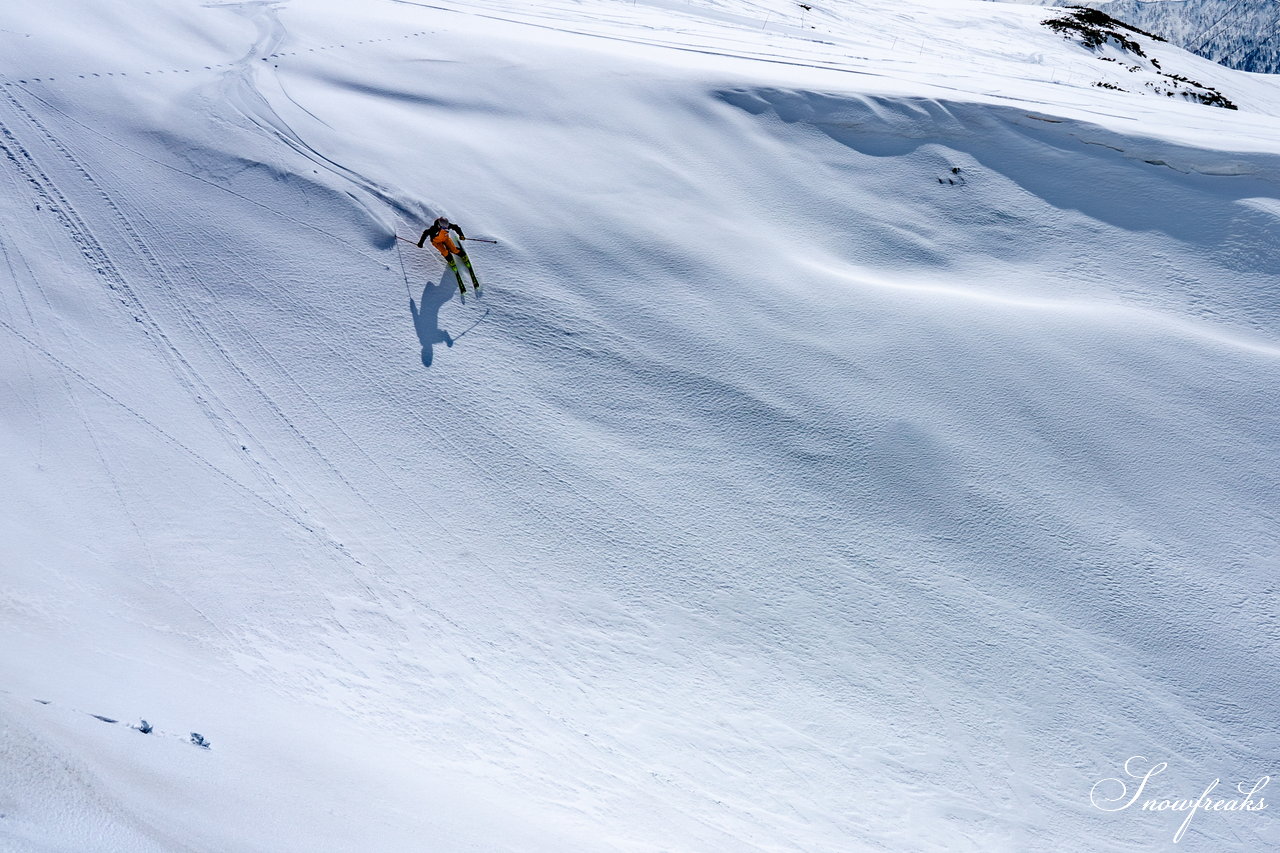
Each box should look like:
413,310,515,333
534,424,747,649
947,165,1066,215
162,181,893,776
1,0,1278,850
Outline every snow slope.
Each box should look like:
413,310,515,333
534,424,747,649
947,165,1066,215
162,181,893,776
1073,0,1280,75
1,0,1278,850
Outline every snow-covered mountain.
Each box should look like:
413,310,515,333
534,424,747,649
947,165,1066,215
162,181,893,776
1042,0,1280,74
2,0,1278,850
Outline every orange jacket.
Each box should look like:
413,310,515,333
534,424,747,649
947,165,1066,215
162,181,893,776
418,222,466,257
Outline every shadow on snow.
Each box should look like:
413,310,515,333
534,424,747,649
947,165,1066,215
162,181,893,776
409,274,489,367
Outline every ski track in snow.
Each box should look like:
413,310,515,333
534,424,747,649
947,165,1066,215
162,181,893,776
3,8,664,807
0,86,348,550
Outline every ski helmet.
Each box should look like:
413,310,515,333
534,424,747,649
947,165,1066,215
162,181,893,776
435,216,450,227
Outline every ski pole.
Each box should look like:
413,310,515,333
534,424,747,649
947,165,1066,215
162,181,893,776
398,235,496,244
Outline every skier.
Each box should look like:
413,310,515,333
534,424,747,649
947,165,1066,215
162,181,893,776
418,216,480,294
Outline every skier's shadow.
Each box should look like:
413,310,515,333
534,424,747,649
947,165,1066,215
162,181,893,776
409,274,458,367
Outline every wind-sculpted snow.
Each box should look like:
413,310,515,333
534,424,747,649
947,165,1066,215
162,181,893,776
1,0,1278,851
